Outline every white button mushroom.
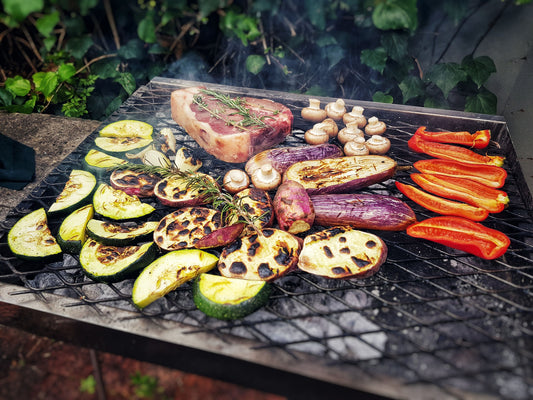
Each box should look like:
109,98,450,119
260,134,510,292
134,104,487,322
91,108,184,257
319,118,339,138
304,124,330,145
344,141,370,156
325,99,346,121
365,135,391,154
365,116,387,136
343,105,367,127
301,98,327,122
251,163,282,191
223,169,250,194
337,122,364,145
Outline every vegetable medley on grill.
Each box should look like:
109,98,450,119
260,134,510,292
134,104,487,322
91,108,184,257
7,88,511,320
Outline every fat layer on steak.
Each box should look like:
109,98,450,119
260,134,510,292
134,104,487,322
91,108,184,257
171,87,293,163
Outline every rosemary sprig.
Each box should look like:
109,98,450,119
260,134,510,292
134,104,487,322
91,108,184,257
192,88,274,130
113,163,264,229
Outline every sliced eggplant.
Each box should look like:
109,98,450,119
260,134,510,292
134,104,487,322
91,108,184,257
57,204,94,254
110,169,161,198
217,228,302,282
283,155,397,194
87,219,159,246
153,207,222,251
298,226,387,279
231,188,274,235
48,169,97,216
311,193,416,231
94,136,153,155
8,208,62,260
93,183,155,220
80,239,157,283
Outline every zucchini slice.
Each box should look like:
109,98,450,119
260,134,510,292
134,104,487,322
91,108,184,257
87,219,159,246
193,273,271,320
132,249,219,308
93,183,155,220
8,208,62,260
94,136,153,155
99,120,153,139
80,239,157,283
83,149,128,178
57,204,94,254
48,169,97,216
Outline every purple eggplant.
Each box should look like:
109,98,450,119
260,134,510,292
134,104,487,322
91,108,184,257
311,193,416,231
283,155,397,194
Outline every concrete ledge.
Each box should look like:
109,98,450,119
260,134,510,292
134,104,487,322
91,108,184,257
0,113,100,221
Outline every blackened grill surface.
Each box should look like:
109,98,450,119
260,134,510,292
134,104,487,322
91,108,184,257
0,78,532,400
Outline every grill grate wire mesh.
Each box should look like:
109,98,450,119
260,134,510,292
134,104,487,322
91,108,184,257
0,78,532,399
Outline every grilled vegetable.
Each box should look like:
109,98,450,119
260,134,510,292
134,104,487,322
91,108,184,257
245,143,343,176
48,169,97,216
311,193,416,231
110,169,161,197
94,136,153,155
217,228,302,282
410,173,509,213
231,188,274,235
273,180,315,234
298,226,387,279
99,119,153,139
413,159,507,189
194,223,245,249
395,181,489,222
143,149,172,168
153,207,222,251
87,219,159,246
173,146,202,172
93,183,155,220
57,204,94,253
132,249,219,308
83,149,128,178
406,216,510,260
154,173,218,207
408,134,504,166
193,273,271,320
283,155,397,194
80,239,157,283
7,208,62,260
414,126,491,149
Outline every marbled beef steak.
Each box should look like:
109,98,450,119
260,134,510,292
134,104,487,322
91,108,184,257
171,87,293,163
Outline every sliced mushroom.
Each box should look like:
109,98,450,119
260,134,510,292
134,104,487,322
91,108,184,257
301,98,327,122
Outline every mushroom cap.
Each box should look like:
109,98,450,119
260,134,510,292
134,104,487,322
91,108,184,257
251,163,282,190
325,99,346,120
365,135,391,154
365,116,386,135
223,169,250,194
301,98,327,122
305,125,330,145
344,141,369,156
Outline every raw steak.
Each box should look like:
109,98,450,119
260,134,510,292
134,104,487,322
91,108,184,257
171,86,293,163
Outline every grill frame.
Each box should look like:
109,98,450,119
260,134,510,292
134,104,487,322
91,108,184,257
1,78,532,400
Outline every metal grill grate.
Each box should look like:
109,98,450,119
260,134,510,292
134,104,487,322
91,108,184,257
0,78,532,399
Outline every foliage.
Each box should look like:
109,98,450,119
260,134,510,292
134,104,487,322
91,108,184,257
0,0,532,119
79,375,96,394
130,371,166,399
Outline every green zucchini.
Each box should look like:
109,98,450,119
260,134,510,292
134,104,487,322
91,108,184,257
87,219,159,246
99,120,153,139
82,149,128,178
94,136,153,155
193,273,271,320
79,239,157,283
57,204,94,254
132,249,219,308
7,208,62,260
48,169,97,216
93,183,155,220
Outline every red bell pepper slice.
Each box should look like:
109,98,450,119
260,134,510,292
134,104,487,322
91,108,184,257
406,216,510,260
414,126,491,149
408,134,505,167
395,181,489,221
410,173,509,213
413,159,507,189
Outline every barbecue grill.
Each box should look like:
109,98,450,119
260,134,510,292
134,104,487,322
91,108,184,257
1,78,532,400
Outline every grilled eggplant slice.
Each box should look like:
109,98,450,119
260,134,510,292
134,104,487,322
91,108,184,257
283,155,397,194
153,207,222,251
154,173,218,207
94,136,153,155
48,169,97,216
8,208,62,260
231,188,273,235
93,183,155,220
218,228,302,282
110,169,161,197
298,226,387,279
87,219,159,246
132,249,219,308
57,204,94,254
80,239,157,283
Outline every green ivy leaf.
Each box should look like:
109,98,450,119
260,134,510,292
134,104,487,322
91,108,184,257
35,10,60,37
198,0,224,19
65,36,93,59
58,63,76,82
380,32,409,63
4,76,31,97
399,75,425,103
119,39,146,60
304,0,327,30
372,91,394,103
91,59,120,79
2,0,44,24
245,55,266,75
138,13,157,44
0,88,14,106
464,87,497,114
78,0,99,16
425,62,467,98
372,0,418,32
114,72,136,96
461,55,497,88
33,71,59,99
361,47,388,74
6,95,37,114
